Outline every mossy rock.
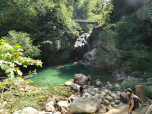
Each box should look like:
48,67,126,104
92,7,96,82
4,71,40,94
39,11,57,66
68,79,74,83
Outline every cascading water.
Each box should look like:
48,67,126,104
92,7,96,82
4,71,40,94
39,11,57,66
86,34,91,52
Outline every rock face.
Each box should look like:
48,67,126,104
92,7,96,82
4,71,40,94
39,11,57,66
72,96,100,113
79,28,117,70
74,74,87,85
71,33,90,60
13,107,39,114
80,48,113,70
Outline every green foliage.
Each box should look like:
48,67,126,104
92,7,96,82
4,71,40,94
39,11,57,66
141,72,152,81
0,39,42,78
120,81,152,99
131,71,142,77
0,0,79,64
3,30,41,58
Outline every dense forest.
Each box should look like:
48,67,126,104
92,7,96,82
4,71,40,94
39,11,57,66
0,0,152,79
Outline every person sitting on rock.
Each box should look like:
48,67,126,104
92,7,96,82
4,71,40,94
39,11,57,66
127,88,135,114
106,82,112,90
80,84,84,97
68,98,76,114
96,79,101,90
72,82,78,97
87,74,91,85
118,89,128,103
51,95,58,112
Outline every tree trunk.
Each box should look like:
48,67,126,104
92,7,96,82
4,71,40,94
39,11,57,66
135,85,151,104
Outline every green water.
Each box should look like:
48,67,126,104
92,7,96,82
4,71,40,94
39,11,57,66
28,63,113,87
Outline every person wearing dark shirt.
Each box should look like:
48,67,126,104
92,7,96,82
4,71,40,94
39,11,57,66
80,85,84,97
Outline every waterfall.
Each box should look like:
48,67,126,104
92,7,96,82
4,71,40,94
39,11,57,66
86,34,91,52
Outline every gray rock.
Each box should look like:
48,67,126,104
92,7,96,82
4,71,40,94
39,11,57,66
74,74,87,85
72,96,100,113
103,99,110,105
146,82,152,86
105,96,113,102
90,91,95,96
145,104,152,114
115,100,121,104
147,78,152,83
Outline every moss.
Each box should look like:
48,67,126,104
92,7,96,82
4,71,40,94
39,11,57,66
1,79,73,113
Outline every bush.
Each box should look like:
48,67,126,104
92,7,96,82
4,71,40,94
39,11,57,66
131,71,142,77
120,81,152,99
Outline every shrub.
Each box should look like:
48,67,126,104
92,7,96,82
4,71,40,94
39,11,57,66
131,71,142,77
120,81,152,99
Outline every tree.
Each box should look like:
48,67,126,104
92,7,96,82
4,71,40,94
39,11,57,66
3,30,41,58
0,39,42,78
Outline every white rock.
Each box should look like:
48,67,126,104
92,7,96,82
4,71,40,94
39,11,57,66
13,107,39,114
44,101,55,112
64,81,72,86
57,101,69,111
55,111,61,114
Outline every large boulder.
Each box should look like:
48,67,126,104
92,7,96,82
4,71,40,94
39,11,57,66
71,96,100,113
44,101,55,112
74,74,87,85
57,101,69,111
13,107,39,114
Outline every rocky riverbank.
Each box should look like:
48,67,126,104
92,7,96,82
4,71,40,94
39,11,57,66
11,84,151,114
0,74,152,114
